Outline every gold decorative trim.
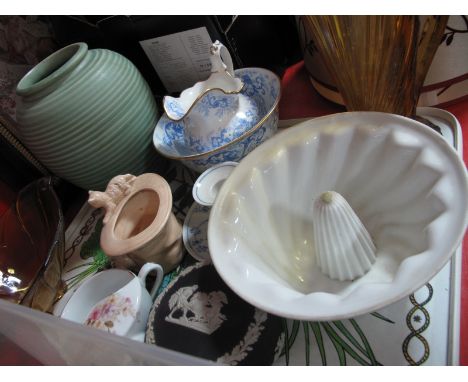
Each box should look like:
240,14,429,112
163,69,245,122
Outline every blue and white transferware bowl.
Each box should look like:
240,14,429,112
162,41,260,150
153,67,281,173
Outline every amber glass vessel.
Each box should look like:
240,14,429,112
303,16,448,117
0,177,66,312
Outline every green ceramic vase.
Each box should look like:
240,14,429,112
16,42,161,190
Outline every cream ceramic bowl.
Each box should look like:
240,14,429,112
208,112,468,320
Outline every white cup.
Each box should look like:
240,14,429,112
61,263,163,342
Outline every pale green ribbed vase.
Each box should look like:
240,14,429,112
16,42,161,190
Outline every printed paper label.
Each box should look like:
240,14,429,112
139,27,213,93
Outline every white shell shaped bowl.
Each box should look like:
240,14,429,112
208,112,468,321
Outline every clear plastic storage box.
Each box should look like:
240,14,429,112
0,109,464,365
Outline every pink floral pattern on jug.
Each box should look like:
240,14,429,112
85,293,136,333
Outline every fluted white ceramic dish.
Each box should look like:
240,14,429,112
208,112,468,320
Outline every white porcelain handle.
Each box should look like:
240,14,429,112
210,40,234,76
138,262,164,301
